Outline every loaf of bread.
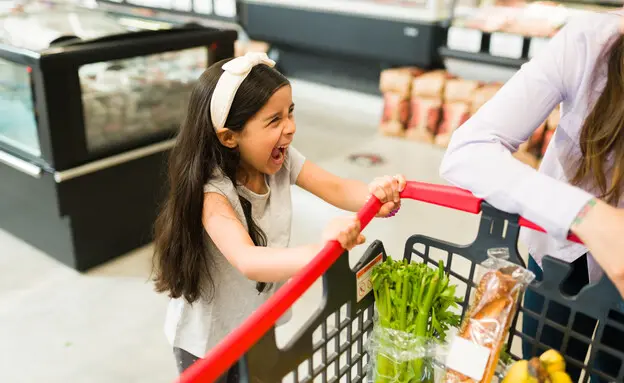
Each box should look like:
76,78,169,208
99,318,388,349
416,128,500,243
443,268,525,383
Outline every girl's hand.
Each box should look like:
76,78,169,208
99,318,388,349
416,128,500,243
322,216,366,250
571,199,624,297
369,174,407,217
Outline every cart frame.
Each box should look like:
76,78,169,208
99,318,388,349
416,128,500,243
178,181,624,383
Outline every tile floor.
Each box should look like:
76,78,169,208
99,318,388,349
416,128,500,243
0,79,489,383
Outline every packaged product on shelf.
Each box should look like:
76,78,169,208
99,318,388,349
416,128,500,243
412,70,448,98
405,96,442,143
380,91,410,137
513,142,540,169
470,84,503,115
368,257,462,383
540,105,560,156
436,102,470,148
235,40,269,57
380,120,407,137
443,257,535,383
528,121,547,153
444,79,482,103
547,104,561,129
380,67,423,98
541,128,555,157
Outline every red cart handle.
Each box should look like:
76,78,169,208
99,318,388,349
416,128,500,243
178,181,582,383
400,181,583,244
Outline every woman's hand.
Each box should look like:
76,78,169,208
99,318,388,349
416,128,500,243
571,199,624,297
369,174,407,217
322,216,366,250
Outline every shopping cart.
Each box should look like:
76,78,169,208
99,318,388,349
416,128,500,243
178,181,624,383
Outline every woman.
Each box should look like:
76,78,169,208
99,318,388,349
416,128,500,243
440,11,624,382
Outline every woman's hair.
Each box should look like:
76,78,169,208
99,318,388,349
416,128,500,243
152,58,289,303
572,35,624,206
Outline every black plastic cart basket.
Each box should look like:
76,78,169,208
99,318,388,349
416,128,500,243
178,181,624,383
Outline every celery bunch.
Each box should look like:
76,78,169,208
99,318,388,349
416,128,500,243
371,257,462,383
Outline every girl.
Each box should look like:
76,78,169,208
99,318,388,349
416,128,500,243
152,52,406,379
440,12,624,382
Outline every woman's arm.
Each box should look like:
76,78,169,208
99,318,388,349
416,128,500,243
439,18,611,241
570,199,624,297
295,161,406,216
202,193,364,282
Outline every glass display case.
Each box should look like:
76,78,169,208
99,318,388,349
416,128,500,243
96,0,238,21
0,3,236,272
79,46,206,152
0,4,235,170
0,57,40,156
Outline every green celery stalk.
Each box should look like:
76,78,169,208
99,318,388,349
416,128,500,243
372,259,461,383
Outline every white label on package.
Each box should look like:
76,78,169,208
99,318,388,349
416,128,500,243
447,27,482,53
446,337,491,381
528,37,550,59
356,253,383,302
489,33,524,59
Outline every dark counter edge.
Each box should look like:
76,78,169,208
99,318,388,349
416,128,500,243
0,149,169,272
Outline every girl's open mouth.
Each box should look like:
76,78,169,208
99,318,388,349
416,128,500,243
271,145,287,163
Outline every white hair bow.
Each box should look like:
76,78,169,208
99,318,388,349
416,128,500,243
210,52,276,131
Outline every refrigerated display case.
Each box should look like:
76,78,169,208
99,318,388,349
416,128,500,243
95,0,239,23
237,0,449,94
440,0,622,81
0,4,236,270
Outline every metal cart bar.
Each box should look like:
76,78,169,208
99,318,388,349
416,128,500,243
178,181,584,383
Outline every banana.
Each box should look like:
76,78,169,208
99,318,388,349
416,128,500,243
502,360,538,383
502,359,549,383
539,350,566,374
502,350,573,383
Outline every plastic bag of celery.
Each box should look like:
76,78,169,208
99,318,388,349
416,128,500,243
366,257,462,383
367,324,446,383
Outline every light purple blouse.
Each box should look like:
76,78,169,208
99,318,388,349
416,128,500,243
440,11,624,282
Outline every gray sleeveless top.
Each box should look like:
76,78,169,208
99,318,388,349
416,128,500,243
164,146,306,357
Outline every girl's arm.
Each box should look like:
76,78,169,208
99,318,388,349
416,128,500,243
295,160,406,216
439,16,618,241
202,193,364,282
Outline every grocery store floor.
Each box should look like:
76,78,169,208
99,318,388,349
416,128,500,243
0,79,499,383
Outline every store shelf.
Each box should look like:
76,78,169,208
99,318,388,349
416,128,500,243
440,0,622,81
439,46,527,69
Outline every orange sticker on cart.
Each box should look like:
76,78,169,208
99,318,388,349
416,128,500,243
356,253,383,302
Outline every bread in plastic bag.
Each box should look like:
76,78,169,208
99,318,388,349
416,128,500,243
443,257,535,383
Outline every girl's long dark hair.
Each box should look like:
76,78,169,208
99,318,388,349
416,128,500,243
153,59,289,303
